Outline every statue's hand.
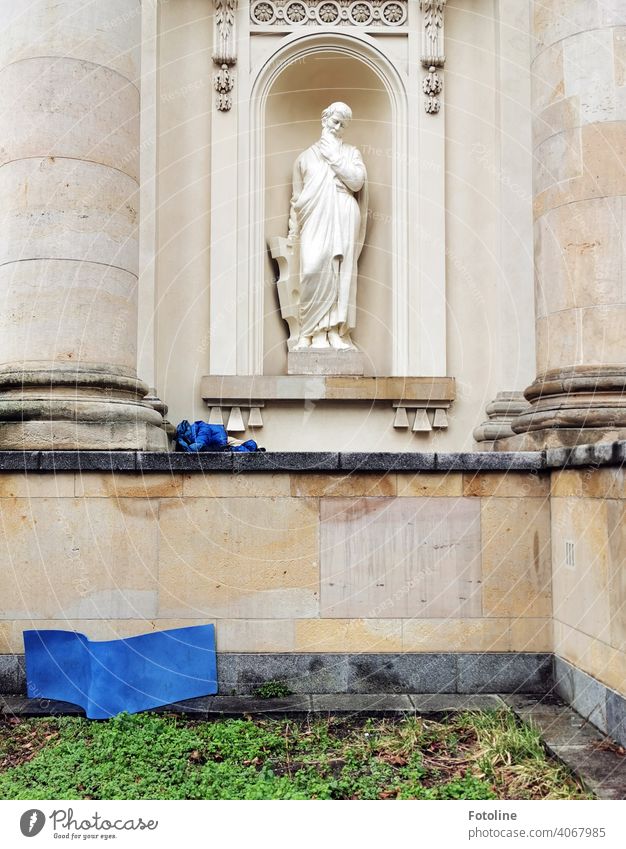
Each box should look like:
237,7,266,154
319,134,340,164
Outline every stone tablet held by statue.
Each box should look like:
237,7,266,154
270,102,368,369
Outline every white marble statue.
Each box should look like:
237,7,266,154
287,102,368,351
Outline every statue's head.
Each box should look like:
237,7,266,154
321,102,352,139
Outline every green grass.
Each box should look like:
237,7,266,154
0,708,591,801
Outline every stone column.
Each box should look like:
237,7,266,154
512,1,626,443
0,0,168,450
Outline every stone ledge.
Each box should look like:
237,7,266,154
546,441,626,469
435,451,544,471
201,375,456,403
0,442,623,472
41,451,137,472
0,450,547,473
0,452,39,471
232,452,339,473
137,452,233,472
339,452,436,471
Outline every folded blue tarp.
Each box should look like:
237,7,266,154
24,625,217,719
175,420,260,453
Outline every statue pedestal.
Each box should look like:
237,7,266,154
287,350,365,376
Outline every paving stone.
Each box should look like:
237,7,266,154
410,694,505,712
233,452,339,472
503,692,567,714
207,695,313,715
311,694,413,713
502,694,604,748
39,451,136,471
339,453,436,472
436,452,545,471
504,694,626,800
153,697,213,717
347,654,456,694
551,746,626,800
457,653,553,694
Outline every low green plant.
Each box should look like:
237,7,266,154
0,709,591,801
253,680,294,699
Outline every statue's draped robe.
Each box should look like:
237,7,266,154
290,141,368,338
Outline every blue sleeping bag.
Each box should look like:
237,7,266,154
175,420,260,453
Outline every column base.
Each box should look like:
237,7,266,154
0,366,170,451
0,420,169,451
503,367,626,450
473,391,530,448
144,394,177,447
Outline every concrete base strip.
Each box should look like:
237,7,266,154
504,694,626,801
0,692,504,718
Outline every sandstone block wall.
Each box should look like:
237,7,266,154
551,468,626,698
0,470,551,658
1,465,623,701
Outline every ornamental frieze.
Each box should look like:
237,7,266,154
250,0,408,28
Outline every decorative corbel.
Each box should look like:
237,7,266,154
420,0,446,114
213,1,238,112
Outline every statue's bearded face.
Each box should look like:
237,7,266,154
324,112,349,138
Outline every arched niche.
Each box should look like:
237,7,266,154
248,33,408,377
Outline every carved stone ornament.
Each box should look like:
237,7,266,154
423,66,442,114
420,0,446,114
214,64,235,112
213,0,237,111
420,0,446,66
250,0,408,27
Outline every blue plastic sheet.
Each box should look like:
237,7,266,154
24,625,217,719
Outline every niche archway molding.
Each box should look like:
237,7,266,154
207,14,447,379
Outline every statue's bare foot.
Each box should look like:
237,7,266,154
311,331,330,349
328,329,355,351
294,336,312,351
